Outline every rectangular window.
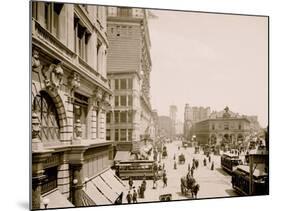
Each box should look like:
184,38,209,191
53,3,63,38
128,78,133,89
115,96,119,106
128,129,133,141
115,79,119,90
128,111,133,123
74,19,91,62
120,96,126,106
114,111,119,123
115,129,119,141
32,2,37,19
120,79,127,89
128,95,132,106
74,93,89,139
120,112,127,123
106,112,111,124
106,129,110,141
120,129,126,141
44,3,50,30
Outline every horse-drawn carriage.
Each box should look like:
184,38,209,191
178,153,185,164
180,175,200,198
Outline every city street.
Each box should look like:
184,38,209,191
122,141,238,203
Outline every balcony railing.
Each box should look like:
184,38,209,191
32,19,76,61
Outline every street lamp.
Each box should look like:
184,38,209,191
42,198,50,209
73,178,78,185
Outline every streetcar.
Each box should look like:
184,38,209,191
115,160,157,180
231,165,268,196
220,152,242,173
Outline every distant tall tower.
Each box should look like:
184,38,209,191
169,105,177,124
169,105,177,138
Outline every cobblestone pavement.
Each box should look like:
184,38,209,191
121,141,238,204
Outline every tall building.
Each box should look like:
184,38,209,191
158,116,173,138
169,105,177,138
106,7,153,153
31,3,125,209
183,103,210,139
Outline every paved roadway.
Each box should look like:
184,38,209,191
122,141,238,203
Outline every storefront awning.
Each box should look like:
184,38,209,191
41,189,74,209
99,169,126,195
91,174,119,203
85,181,112,205
85,168,126,205
114,151,130,161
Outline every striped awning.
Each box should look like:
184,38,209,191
85,169,126,205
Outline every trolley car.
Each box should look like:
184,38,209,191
221,153,242,173
231,165,268,195
115,160,156,180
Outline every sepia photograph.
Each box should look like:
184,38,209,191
31,1,269,210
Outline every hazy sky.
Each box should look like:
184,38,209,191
148,10,268,127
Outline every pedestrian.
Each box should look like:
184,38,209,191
132,189,138,203
128,177,133,189
203,158,207,166
211,161,214,170
126,191,132,204
173,153,176,160
137,186,141,198
163,175,168,187
208,155,211,163
140,185,145,198
163,170,166,178
153,174,157,189
141,179,146,191
195,160,199,169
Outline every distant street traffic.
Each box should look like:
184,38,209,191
122,141,238,203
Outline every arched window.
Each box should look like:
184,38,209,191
33,91,60,143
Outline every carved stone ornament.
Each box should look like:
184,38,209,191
42,62,64,91
68,72,81,102
74,119,82,140
93,86,103,102
32,112,41,140
32,112,44,151
32,50,41,68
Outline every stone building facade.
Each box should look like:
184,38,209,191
31,2,125,209
106,7,154,152
191,107,251,145
183,103,211,139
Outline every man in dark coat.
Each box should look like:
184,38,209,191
128,177,133,189
126,191,132,204
132,189,138,203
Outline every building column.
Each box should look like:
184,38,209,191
57,153,70,198
71,164,84,207
32,152,52,209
